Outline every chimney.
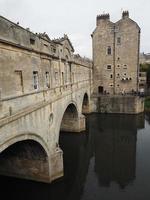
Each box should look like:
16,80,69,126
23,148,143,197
96,13,110,26
122,11,129,19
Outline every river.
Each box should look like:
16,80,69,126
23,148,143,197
1,113,150,200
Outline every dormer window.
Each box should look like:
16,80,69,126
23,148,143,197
30,38,35,45
51,46,56,53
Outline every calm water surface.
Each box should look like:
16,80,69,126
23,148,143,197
1,113,150,200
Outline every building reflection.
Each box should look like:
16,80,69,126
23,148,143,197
0,113,145,200
89,113,144,189
145,112,150,124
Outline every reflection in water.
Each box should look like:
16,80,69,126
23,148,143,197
91,114,143,189
0,113,148,200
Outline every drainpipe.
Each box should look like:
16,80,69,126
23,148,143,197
113,25,116,95
137,29,141,93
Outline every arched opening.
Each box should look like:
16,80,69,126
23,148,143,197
0,140,50,182
82,93,90,114
60,103,79,132
60,103,85,132
98,86,104,94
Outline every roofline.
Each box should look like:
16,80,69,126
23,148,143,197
0,15,57,45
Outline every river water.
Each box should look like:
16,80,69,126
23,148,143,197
1,113,150,200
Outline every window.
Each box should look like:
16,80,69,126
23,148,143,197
51,46,56,53
107,65,111,69
117,73,120,78
14,70,24,92
110,74,113,78
117,37,121,44
117,57,120,61
62,72,64,85
45,72,50,88
123,64,127,69
33,71,38,89
55,72,58,80
30,38,35,45
107,46,111,55
53,48,56,53
98,86,103,94
139,84,144,87
117,65,120,67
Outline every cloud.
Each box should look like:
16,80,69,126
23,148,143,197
0,0,150,56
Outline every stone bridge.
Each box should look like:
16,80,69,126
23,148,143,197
0,15,144,184
0,81,91,183
0,16,93,183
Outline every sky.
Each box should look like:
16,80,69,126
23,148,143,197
0,0,149,58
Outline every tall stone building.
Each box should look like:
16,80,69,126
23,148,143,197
92,11,140,95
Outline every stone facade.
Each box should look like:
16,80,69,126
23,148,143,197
92,11,140,95
92,95,144,114
0,16,92,119
0,16,92,182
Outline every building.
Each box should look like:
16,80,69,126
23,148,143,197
0,15,93,182
140,52,150,64
0,15,92,120
139,72,147,93
92,11,140,95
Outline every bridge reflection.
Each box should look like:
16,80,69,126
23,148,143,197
0,113,145,200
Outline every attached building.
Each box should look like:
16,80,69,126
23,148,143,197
92,11,140,95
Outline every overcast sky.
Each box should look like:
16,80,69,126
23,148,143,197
0,0,149,58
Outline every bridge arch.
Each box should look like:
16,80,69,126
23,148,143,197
0,133,49,155
60,103,79,132
82,93,90,114
0,135,51,182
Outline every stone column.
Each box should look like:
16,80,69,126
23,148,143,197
49,147,63,182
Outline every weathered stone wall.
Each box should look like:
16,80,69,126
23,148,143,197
92,11,140,95
92,95,144,114
0,16,92,183
0,16,92,120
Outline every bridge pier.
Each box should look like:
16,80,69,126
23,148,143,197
60,114,86,132
49,147,63,182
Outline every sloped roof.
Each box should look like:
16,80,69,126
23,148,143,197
52,34,74,52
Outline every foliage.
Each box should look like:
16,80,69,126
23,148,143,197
145,97,150,109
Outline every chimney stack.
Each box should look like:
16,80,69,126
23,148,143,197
96,13,110,26
122,11,129,19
